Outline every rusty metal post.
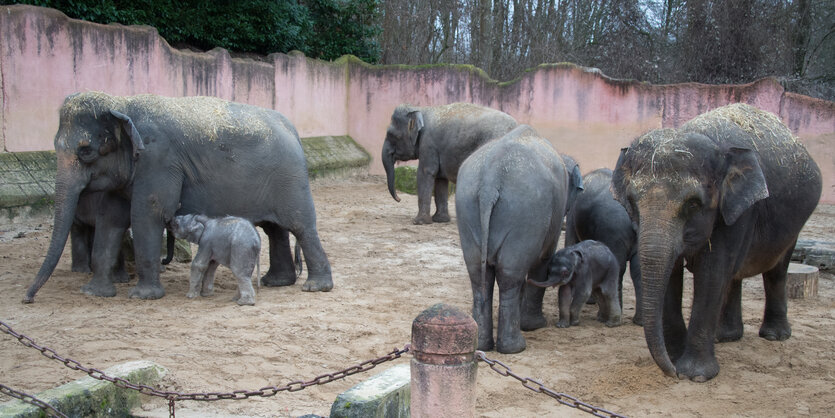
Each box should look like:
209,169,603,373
410,303,478,418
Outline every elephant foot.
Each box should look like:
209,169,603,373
412,214,433,225
432,212,450,223
112,271,131,284
186,290,199,299
477,336,495,352
556,319,570,328
496,334,526,354
759,319,791,341
261,270,297,287
302,273,333,292
716,325,744,342
81,281,117,298
128,283,166,300
675,352,720,382
236,294,256,306
71,264,92,274
520,313,547,331
604,316,622,327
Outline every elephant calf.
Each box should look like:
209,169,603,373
169,214,261,306
528,240,622,328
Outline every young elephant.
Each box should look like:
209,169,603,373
169,214,261,306
528,240,622,328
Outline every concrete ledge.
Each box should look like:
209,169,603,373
793,239,835,273
330,364,410,418
0,136,370,226
302,135,371,179
0,360,168,417
0,151,56,226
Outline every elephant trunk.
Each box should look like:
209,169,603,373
638,217,681,378
23,164,86,303
382,140,400,202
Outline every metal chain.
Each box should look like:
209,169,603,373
0,383,68,418
475,350,628,418
1,319,409,416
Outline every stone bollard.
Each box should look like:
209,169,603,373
410,303,478,418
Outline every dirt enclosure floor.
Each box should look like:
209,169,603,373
1,175,833,417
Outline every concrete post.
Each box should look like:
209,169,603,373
410,303,478,418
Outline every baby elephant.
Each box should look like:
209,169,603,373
169,214,261,305
528,240,622,328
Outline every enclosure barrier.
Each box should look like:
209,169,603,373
1,306,627,417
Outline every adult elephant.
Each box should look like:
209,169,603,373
24,92,332,303
612,103,821,382
565,168,642,325
456,125,573,353
382,102,517,225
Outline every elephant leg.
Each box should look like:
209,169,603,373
259,223,296,287
521,262,549,330
556,285,573,328
201,261,219,297
495,269,526,354
413,166,435,225
664,258,686,362
760,248,793,341
569,282,590,326
597,272,623,327
80,222,125,298
70,223,93,273
629,253,643,325
716,279,744,342
675,261,729,382
293,226,333,293
128,218,166,300
112,245,130,284
431,178,451,223
468,261,495,351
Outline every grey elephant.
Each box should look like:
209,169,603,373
612,103,821,382
24,92,331,303
382,102,517,224
528,240,622,328
456,125,574,353
169,214,261,306
564,168,642,325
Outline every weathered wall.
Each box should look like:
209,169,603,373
1,5,833,202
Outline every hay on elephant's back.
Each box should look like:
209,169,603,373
137,95,274,142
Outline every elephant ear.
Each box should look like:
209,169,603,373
611,147,631,210
407,110,424,148
720,147,769,225
110,110,145,159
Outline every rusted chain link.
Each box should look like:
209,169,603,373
0,383,68,418
1,319,409,416
475,350,628,418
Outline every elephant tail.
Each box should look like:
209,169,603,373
478,186,499,288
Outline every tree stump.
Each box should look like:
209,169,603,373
786,263,818,299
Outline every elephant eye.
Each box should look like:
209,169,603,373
682,197,702,216
77,145,97,163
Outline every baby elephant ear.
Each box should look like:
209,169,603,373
110,110,145,159
720,147,769,225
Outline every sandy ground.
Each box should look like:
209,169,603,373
0,175,833,417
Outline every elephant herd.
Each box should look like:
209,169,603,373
24,93,821,383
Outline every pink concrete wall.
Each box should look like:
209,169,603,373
2,5,833,202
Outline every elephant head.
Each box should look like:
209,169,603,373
381,105,424,202
23,92,145,303
528,247,583,288
611,127,768,376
